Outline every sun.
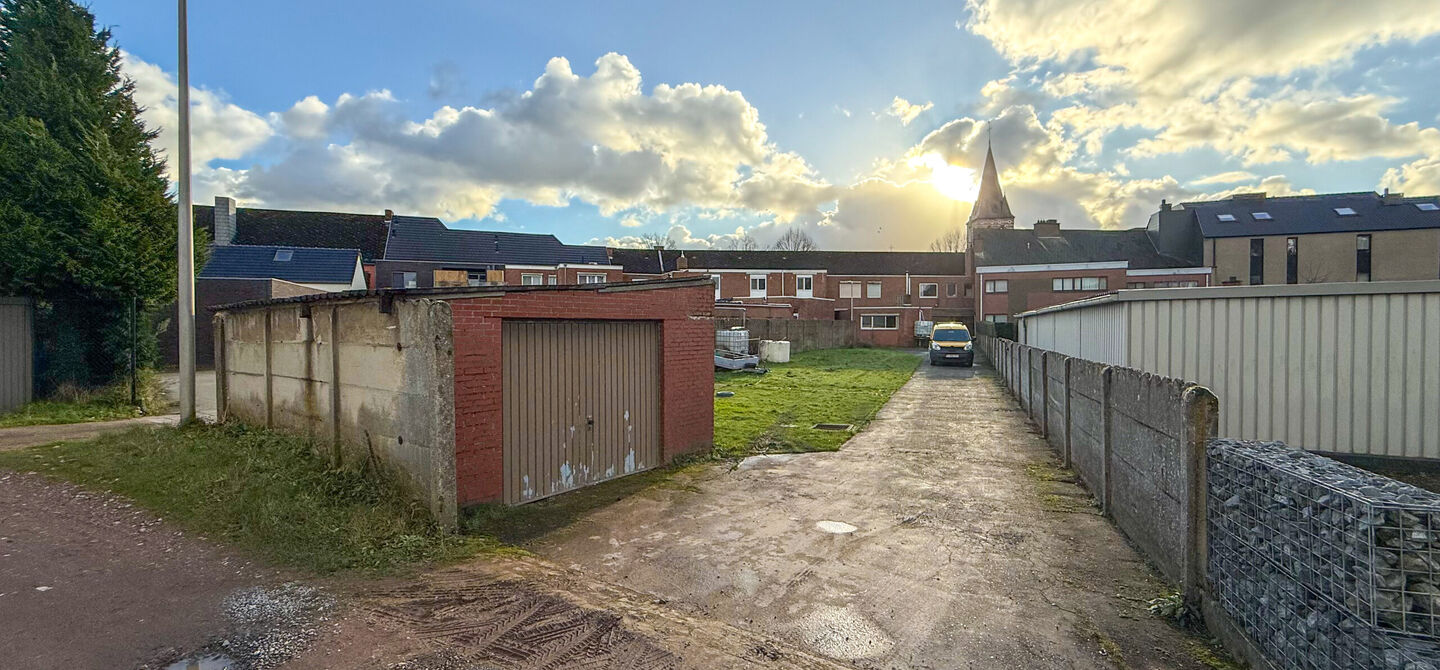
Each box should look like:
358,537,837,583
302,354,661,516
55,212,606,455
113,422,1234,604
909,152,979,201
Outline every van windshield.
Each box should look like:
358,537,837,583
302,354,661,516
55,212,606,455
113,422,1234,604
933,329,971,342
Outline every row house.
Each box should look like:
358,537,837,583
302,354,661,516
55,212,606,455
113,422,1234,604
376,215,621,288
1147,191,1440,286
610,249,970,346
970,219,1211,323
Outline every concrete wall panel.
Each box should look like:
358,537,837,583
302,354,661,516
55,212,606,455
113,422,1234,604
1068,358,1107,496
1106,368,1189,583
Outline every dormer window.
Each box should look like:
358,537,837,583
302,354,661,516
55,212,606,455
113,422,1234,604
1334,207,1357,216
1252,212,1272,221
1216,214,1237,222
273,249,293,261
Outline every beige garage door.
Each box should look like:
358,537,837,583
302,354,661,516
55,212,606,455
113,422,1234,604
502,320,662,504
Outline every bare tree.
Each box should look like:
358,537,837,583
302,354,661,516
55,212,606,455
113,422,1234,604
636,231,670,248
771,227,818,252
723,233,760,251
929,227,965,253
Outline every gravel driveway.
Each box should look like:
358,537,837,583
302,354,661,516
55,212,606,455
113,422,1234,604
532,357,1219,669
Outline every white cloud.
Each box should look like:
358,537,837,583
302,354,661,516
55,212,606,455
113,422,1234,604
885,96,934,126
122,51,273,174
1190,171,1259,186
589,223,752,249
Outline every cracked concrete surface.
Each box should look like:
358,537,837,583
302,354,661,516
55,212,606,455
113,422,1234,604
533,356,1215,669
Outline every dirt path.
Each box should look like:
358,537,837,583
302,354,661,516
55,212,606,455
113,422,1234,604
530,358,1219,669
0,414,177,451
0,471,279,668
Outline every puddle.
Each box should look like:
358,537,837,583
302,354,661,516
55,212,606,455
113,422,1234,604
794,605,894,659
165,654,237,670
815,520,858,534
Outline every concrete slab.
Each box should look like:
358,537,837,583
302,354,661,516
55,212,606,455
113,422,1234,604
532,359,1215,669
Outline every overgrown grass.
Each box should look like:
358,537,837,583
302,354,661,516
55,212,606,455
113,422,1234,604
0,370,172,428
712,348,920,459
0,423,476,574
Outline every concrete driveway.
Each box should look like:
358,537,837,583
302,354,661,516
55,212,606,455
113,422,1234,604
158,370,217,422
533,358,1216,669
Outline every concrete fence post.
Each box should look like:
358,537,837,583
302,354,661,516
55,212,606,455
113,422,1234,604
1182,384,1220,605
1040,353,1049,438
1062,357,1072,468
1100,366,1114,514
263,308,274,429
213,313,228,423
329,306,343,465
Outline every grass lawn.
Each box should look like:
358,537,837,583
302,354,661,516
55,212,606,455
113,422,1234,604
713,348,920,458
0,371,172,428
0,423,478,574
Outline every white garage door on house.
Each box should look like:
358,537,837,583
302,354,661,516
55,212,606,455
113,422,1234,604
501,320,663,504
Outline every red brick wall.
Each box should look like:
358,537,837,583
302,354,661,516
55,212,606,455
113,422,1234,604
449,283,714,505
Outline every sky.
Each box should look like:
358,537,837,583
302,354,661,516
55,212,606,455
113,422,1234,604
90,0,1440,250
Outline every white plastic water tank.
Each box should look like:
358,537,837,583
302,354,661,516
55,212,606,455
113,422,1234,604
716,329,749,354
758,339,791,363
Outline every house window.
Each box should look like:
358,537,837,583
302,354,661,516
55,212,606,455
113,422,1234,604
860,314,898,330
578,273,607,284
1357,234,1372,281
796,275,814,297
1127,282,1146,289
521,273,543,285
1249,238,1265,285
919,283,938,298
1051,277,1109,292
750,274,768,297
866,281,882,298
985,314,1010,324
1286,237,1298,284
711,274,722,299
984,279,1008,293
392,271,417,289
946,282,958,297
838,281,861,299
467,272,484,287
547,275,557,285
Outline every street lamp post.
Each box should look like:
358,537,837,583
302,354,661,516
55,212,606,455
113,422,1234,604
176,0,196,424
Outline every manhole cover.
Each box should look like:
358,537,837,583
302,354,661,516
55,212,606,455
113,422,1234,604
812,423,854,431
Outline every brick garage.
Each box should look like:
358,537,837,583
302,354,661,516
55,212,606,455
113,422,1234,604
450,278,714,505
212,276,714,526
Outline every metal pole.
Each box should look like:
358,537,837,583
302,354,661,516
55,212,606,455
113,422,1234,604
176,0,196,424
130,296,138,407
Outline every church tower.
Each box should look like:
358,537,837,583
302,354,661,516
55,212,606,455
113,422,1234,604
967,142,1015,239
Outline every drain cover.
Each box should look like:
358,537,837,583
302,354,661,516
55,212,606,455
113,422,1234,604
812,423,854,431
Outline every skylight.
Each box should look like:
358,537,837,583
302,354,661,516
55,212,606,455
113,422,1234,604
273,249,294,262
1252,212,1273,220
1418,203,1440,212
1334,207,1357,216
1216,214,1237,222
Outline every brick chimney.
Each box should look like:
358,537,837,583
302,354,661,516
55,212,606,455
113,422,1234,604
213,196,237,245
1033,219,1061,238
676,254,689,270
384,209,394,222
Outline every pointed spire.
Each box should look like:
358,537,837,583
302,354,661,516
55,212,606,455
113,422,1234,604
968,141,1014,224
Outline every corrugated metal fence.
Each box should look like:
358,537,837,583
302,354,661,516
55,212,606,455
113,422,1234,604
0,298,34,411
1017,281,1440,459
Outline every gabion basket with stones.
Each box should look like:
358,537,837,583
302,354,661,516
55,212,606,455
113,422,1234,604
1208,439,1440,670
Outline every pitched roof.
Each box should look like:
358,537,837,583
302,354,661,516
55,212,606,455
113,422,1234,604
968,145,1013,223
194,205,389,262
610,249,966,275
1184,192,1440,238
199,245,361,284
972,227,1195,269
382,216,612,266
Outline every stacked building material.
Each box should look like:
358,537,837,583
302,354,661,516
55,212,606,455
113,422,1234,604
1208,439,1440,669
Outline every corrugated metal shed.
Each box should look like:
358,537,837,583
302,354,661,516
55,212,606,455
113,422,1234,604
0,298,33,411
1016,281,1440,459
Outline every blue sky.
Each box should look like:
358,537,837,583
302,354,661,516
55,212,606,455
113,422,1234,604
93,0,1440,249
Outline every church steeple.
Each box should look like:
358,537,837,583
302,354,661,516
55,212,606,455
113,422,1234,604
967,141,1014,228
